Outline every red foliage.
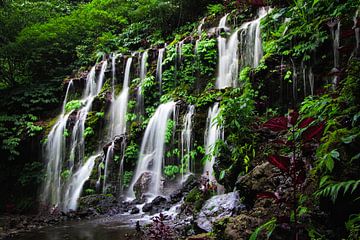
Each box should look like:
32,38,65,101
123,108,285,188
257,192,280,200
288,111,299,126
298,117,315,128
268,155,290,173
263,116,288,132
302,122,325,141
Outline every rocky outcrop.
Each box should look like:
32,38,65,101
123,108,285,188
133,172,153,200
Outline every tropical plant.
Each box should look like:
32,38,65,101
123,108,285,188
255,110,325,239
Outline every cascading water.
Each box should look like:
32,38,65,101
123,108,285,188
96,61,108,94
216,29,239,89
103,57,133,193
239,7,271,68
103,142,114,193
110,57,132,137
181,105,195,182
218,14,229,33
43,60,107,211
353,10,359,55
329,20,340,89
177,40,185,63
203,103,222,183
309,67,314,96
63,154,100,211
128,101,177,199
156,48,165,93
137,51,148,116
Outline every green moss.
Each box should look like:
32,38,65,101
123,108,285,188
184,187,205,212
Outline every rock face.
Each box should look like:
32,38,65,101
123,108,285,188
235,162,281,206
196,192,244,232
142,196,170,215
133,172,153,200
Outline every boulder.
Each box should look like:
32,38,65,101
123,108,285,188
130,207,140,214
133,172,153,200
196,192,245,232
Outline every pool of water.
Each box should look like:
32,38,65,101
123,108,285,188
4,214,146,240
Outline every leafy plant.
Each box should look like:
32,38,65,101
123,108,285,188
65,100,82,112
147,213,174,240
315,177,360,203
83,127,94,138
164,165,179,180
256,110,325,239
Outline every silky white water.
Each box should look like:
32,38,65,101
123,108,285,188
128,101,177,199
203,103,222,182
216,29,239,88
239,7,271,68
181,105,195,182
110,57,132,137
156,48,165,93
43,61,107,211
137,51,148,116
63,154,100,211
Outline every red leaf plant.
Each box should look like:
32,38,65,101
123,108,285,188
257,110,325,239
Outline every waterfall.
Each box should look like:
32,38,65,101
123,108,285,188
103,57,132,193
110,57,132,137
198,17,206,35
309,67,314,96
128,101,177,199
42,111,72,207
62,80,73,114
291,59,298,103
137,51,148,116
177,40,185,63
203,103,222,182
239,7,271,68
216,30,239,89
103,142,114,193
181,105,195,182
63,154,99,211
218,14,229,33
353,10,359,56
42,60,108,211
66,62,106,175
156,48,165,93
96,61,108,94
329,20,340,89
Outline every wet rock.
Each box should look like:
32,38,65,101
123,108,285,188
133,172,153,200
142,196,171,215
152,196,167,205
196,192,244,232
131,198,145,205
170,174,198,204
142,203,152,212
170,189,183,203
130,207,140,214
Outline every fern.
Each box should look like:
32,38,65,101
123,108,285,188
316,177,360,203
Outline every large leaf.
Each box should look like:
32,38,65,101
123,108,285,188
298,117,315,129
263,117,288,132
268,155,290,173
302,122,325,141
288,110,299,126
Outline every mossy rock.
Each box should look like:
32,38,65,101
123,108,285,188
184,187,206,212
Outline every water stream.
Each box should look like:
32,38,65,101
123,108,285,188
128,101,177,199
